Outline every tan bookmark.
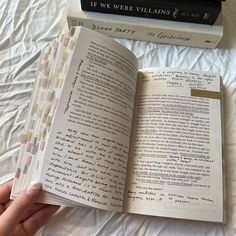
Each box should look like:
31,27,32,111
191,89,223,100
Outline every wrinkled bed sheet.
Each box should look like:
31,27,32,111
0,0,236,235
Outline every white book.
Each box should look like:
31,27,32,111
12,26,225,223
67,0,223,49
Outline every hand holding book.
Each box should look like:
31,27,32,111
11,27,224,222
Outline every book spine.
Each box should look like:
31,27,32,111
81,0,221,25
67,16,222,49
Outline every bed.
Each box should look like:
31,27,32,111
0,0,236,235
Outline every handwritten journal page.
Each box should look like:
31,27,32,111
40,27,138,211
124,68,224,222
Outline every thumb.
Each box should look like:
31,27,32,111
0,181,42,235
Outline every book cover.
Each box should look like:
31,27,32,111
81,0,222,25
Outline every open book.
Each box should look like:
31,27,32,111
11,26,225,223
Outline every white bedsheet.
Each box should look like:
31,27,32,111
0,0,236,235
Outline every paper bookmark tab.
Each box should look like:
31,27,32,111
20,134,28,144
33,137,37,145
64,37,69,47
37,108,43,118
45,104,51,116
39,130,42,141
31,144,39,155
29,119,35,130
26,155,32,165
42,128,47,139
42,79,48,88
40,141,45,151
31,103,38,115
15,168,21,179
27,131,32,142
42,112,47,123
48,46,52,55
47,90,55,102
23,165,28,174
26,143,32,153
43,61,49,76
69,40,75,50
53,40,59,50
191,89,223,100
38,78,43,88
60,35,64,43
62,51,69,62
58,79,63,88
54,78,60,88
43,53,48,61
46,115,52,126
40,91,45,102
70,26,75,36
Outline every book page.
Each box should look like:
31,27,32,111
40,27,138,211
124,68,224,222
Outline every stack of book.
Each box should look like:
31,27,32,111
67,0,225,48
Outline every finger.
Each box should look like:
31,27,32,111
23,205,60,235
21,203,48,221
4,200,47,221
0,205,5,215
0,181,41,235
0,181,12,204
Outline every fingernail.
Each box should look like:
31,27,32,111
26,181,42,197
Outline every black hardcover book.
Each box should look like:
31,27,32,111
81,0,222,25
